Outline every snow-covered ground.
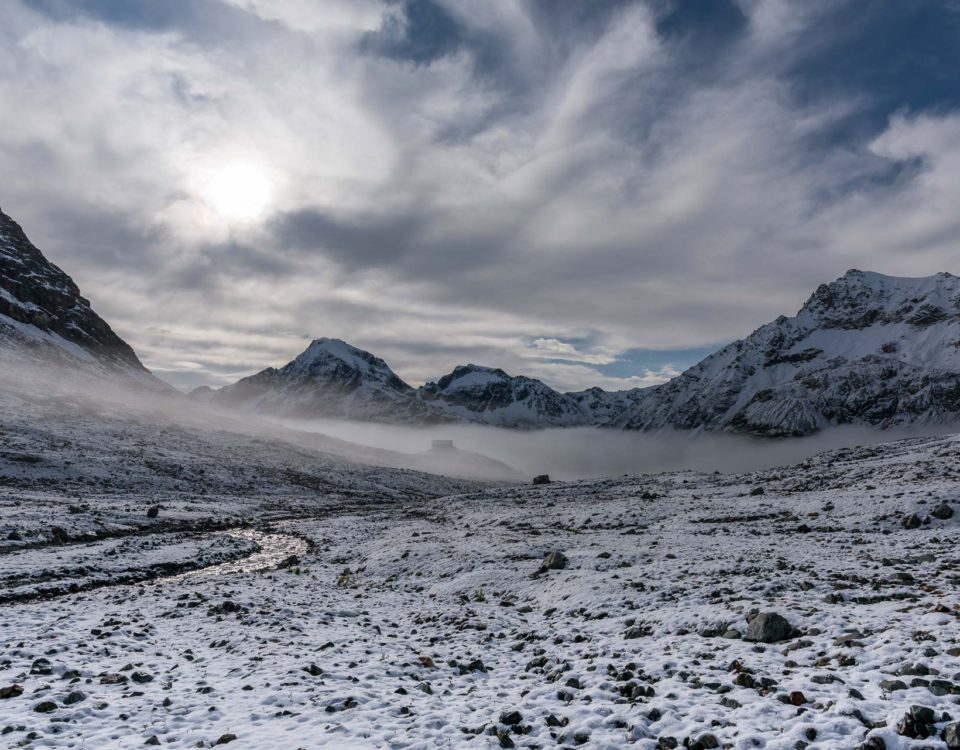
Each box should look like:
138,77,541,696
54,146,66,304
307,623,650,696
2,370,960,749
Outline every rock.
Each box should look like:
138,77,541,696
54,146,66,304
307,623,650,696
130,671,153,684
932,503,954,520
902,513,923,529
856,737,885,750
744,612,795,643
538,551,568,573
879,679,908,692
788,691,807,706
51,526,69,544
146,505,160,519
100,673,127,685
63,690,86,705
749,487,765,496
897,705,936,739
145,736,161,746
532,475,551,485
207,600,245,616
303,663,323,676
0,685,23,699
215,734,237,745
942,722,960,749
34,700,57,713
500,710,523,726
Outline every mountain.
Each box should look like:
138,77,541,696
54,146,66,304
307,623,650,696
418,364,592,427
207,270,960,436
211,337,440,422
565,386,647,424
0,206,164,387
615,270,960,436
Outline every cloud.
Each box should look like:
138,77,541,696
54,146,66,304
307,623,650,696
2,0,960,392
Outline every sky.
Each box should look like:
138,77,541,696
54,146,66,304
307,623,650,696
2,0,960,392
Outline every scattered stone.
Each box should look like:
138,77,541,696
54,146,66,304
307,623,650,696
879,679,908,692
897,705,935,739
499,710,522,726
146,505,160,519
902,513,923,529
532,475,551,485
0,685,23,700
942,722,960,749
145,736,161,746
215,734,237,745
63,690,86,705
51,526,69,544
932,503,954,520
34,700,57,713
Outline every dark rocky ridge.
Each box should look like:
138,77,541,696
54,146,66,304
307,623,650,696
0,207,152,376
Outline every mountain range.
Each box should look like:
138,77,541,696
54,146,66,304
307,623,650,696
2,205,959,436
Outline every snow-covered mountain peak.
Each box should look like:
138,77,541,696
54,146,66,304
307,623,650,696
616,269,960,436
285,337,410,390
433,364,511,390
798,269,960,330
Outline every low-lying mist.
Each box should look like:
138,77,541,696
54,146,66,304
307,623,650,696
3,353,956,485
279,417,959,481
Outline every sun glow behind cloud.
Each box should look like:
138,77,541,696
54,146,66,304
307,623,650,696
4,0,960,391
197,161,275,223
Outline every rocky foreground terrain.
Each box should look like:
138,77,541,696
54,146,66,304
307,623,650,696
2,377,960,749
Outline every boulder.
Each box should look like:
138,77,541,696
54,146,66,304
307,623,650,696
902,513,923,529
931,503,954,520
942,723,960,749
744,612,795,643
539,551,568,572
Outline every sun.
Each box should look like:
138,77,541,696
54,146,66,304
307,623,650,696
200,161,274,222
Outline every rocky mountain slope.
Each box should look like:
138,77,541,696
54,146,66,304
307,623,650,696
212,343,648,428
207,271,960,436
210,338,438,422
0,207,163,387
418,364,593,427
617,270,960,436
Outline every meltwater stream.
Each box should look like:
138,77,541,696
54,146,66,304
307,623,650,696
170,529,308,582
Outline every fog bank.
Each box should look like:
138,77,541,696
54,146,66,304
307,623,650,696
278,417,959,481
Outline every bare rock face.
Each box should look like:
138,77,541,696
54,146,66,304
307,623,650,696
0,208,149,372
0,207,167,393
